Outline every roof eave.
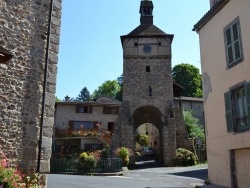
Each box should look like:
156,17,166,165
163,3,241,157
121,34,174,45
193,0,230,32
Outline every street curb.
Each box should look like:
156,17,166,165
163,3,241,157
50,167,129,176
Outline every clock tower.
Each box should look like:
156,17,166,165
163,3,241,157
114,0,176,166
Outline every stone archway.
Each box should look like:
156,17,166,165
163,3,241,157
133,106,164,164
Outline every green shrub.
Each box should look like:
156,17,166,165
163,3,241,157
115,147,130,167
78,152,96,173
183,110,205,140
100,149,109,158
174,148,197,166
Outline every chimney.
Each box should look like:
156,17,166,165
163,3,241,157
64,95,70,101
210,0,221,8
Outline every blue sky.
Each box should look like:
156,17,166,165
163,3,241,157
56,0,209,100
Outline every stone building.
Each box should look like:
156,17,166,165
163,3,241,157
0,0,62,186
53,96,121,154
113,0,191,166
175,97,204,127
193,0,250,187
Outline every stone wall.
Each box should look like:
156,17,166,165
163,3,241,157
0,0,61,187
174,97,204,127
174,107,192,151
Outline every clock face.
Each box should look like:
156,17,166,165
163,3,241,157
143,44,152,54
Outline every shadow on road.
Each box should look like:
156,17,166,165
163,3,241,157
170,169,208,180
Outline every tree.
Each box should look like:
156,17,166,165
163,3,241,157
55,96,61,102
135,133,149,147
92,80,121,99
76,87,90,101
183,110,205,139
172,63,203,97
115,74,123,101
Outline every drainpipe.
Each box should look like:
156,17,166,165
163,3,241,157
37,0,54,173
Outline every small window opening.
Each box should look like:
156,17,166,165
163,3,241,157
147,9,150,15
135,42,138,46
158,42,161,46
146,66,150,72
0,46,13,64
149,86,152,97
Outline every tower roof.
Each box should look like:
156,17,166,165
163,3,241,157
121,24,173,43
127,24,167,36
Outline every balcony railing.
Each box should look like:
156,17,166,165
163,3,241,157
54,127,112,145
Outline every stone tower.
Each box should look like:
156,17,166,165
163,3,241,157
114,0,176,166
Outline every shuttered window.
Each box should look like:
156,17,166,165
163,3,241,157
76,105,92,114
103,106,120,114
224,82,250,132
224,17,243,67
246,82,250,129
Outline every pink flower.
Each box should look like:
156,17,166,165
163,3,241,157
0,159,7,168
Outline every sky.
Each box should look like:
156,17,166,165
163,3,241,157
56,0,210,100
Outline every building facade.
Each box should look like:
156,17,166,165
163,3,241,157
193,0,250,187
54,96,121,154
0,0,62,186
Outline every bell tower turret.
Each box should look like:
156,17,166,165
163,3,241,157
140,0,154,25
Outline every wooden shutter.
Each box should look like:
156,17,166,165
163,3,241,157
89,106,93,114
103,106,108,114
76,105,80,113
232,22,241,61
245,82,250,129
116,107,120,114
225,27,233,65
224,91,233,132
224,18,243,66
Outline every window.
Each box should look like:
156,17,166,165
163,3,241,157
146,66,150,72
103,106,119,114
224,82,250,132
76,105,92,113
108,122,115,133
224,17,243,67
149,86,152,97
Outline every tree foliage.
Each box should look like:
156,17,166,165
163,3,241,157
172,63,203,97
135,133,149,147
183,110,204,139
115,74,123,101
55,96,61,102
92,80,121,99
76,87,90,101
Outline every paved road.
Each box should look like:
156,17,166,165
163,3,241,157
48,164,207,188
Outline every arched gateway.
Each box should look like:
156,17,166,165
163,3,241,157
113,0,178,166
